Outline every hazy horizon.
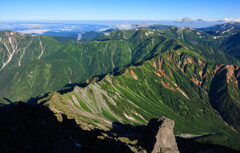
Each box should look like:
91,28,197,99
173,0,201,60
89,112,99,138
1,0,240,34
0,19,230,29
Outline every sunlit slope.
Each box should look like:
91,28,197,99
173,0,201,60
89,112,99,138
0,31,63,71
0,29,239,102
36,49,240,149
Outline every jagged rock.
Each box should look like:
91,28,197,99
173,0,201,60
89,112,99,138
143,116,179,153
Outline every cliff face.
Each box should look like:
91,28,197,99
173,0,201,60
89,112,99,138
143,116,179,153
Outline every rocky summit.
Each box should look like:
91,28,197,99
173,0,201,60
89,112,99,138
143,116,179,153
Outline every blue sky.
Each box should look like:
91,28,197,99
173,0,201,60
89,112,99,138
0,0,240,21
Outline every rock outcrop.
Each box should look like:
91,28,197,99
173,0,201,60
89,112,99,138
143,116,179,153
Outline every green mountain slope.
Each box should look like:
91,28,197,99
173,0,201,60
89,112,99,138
0,39,132,101
138,24,240,62
0,31,63,71
220,31,240,59
209,64,240,132
151,25,240,61
33,49,240,150
97,28,240,65
158,26,219,46
153,25,240,55
1,29,240,101
197,22,240,60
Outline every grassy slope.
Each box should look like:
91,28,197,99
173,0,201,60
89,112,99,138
220,31,240,60
197,24,240,60
1,28,240,101
0,39,132,101
38,50,240,150
0,31,63,71
156,26,240,62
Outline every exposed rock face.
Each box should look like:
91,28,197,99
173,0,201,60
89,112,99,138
143,116,179,153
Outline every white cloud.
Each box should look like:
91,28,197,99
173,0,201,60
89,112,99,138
115,22,149,30
28,24,45,29
19,29,50,34
98,28,110,32
60,29,73,31
224,17,240,22
176,17,193,23
116,23,136,30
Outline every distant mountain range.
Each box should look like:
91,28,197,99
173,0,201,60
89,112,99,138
198,22,240,31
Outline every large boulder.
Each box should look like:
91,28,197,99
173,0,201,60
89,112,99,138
143,116,179,153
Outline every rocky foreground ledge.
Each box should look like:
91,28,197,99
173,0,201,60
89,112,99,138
0,102,180,153
1,102,237,152
140,116,179,153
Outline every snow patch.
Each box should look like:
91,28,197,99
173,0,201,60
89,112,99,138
103,32,110,36
77,33,82,41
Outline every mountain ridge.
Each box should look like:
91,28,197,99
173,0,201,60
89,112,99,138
1,24,240,151
2,28,239,101
24,48,240,150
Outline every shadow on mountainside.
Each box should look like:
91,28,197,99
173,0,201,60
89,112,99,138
0,101,239,153
0,102,132,153
176,137,240,153
209,68,240,133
